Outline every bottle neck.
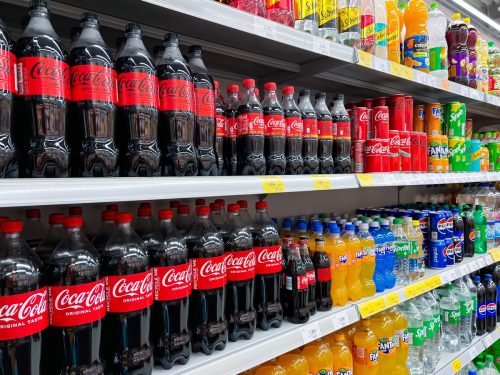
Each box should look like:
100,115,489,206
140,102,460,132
163,42,186,63
289,247,300,260
25,8,58,39
243,86,259,105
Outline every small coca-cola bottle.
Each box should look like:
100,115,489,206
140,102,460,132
284,244,310,324
237,79,266,175
42,216,105,374
91,210,115,253
214,80,227,175
69,12,119,177
0,220,47,375
299,238,316,316
134,202,157,242
315,92,334,174
100,212,154,374
262,82,286,175
157,33,197,176
36,212,65,262
298,90,319,174
280,235,294,314
251,201,283,330
225,84,239,175
282,86,303,175
313,237,333,311
147,209,191,369
221,203,256,341
331,94,352,173
116,23,160,177
186,206,228,354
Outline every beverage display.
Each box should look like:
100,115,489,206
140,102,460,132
446,13,469,86
282,86,304,175
294,0,319,35
403,0,429,73
298,89,319,174
262,82,286,175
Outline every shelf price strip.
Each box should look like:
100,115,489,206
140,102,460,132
311,175,333,190
261,176,286,193
451,358,462,373
357,51,373,68
300,322,321,344
357,174,375,187
358,296,387,318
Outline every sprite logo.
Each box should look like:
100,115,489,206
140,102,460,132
318,370,333,375
336,369,353,375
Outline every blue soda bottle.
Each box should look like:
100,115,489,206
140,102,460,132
370,221,386,293
381,219,397,289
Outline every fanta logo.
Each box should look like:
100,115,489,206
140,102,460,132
161,265,192,287
0,291,48,323
54,282,105,311
257,247,282,264
417,109,425,119
336,369,353,375
437,218,447,233
112,273,153,298
317,370,333,375
431,107,440,117
369,350,379,363
378,338,394,353
374,111,389,121
200,259,226,278
339,255,348,264
355,251,363,260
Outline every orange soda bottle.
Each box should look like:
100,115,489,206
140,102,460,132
403,0,429,72
387,306,410,375
353,319,379,374
302,339,334,375
358,223,376,297
325,223,349,306
371,311,397,372
342,223,363,301
341,322,358,354
326,332,353,375
276,352,309,374
254,364,287,375
385,0,401,63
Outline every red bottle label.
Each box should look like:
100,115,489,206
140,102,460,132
16,56,71,99
285,117,303,138
254,244,283,275
0,287,49,340
335,121,351,140
195,87,215,118
316,267,331,281
303,118,318,139
225,249,256,281
48,280,106,327
227,117,237,138
153,263,192,301
158,79,195,112
70,64,118,103
0,49,16,93
117,71,159,108
297,274,309,290
266,0,292,10
216,114,227,137
264,114,286,137
307,269,316,284
237,112,265,136
318,119,333,139
191,255,227,290
105,271,154,313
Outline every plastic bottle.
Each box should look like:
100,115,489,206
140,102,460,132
440,284,460,352
358,223,376,297
392,218,409,286
214,81,226,175
313,236,333,311
370,221,386,293
474,204,487,254
303,339,334,374
473,275,486,335
315,92,334,174
386,305,409,374
134,203,157,241
223,84,238,175
398,2,407,64
331,94,352,173
385,0,401,63
299,238,316,316
229,0,265,15
294,0,319,35
446,13,469,86
298,90,319,174
483,274,498,332
381,219,397,289
152,45,165,66
374,0,388,59
479,36,489,93
36,212,65,262
463,274,478,337
276,352,309,374
360,0,375,53
343,223,363,301
24,208,46,248
371,311,397,372
284,243,310,324
324,332,353,374
413,220,425,278
452,208,464,263
488,41,500,96
353,319,379,374
403,216,419,281
282,86,304,175
403,0,429,73
237,200,253,225
423,291,441,366
464,17,478,89
427,2,448,79
338,0,361,47
327,223,349,306
453,277,474,345
317,0,338,41
461,205,476,257
263,82,286,175
413,295,435,373
265,0,294,27
401,300,424,375
485,354,498,375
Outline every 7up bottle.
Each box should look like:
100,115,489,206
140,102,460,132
439,284,460,352
401,300,424,375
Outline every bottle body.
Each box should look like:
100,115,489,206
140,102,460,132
427,5,449,79
263,83,286,175
403,0,429,73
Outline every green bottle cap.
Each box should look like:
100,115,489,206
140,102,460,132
476,362,485,369
476,204,483,210
398,2,407,10
488,41,494,47
430,2,438,10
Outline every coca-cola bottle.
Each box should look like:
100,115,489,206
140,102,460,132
299,238,316,316
262,82,286,175
185,206,228,354
224,84,239,175
280,235,294,314
0,18,17,178
313,237,332,311
36,212,65,262
188,46,218,176
315,92,334,174
115,36,126,56
157,33,197,176
331,94,352,173
210,202,225,230
214,80,226,175
68,206,93,240
41,216,105,374
221,203,256,341
176,204,192,235
91,210,115,253
69,12,119,177
147,209,191,369
100,212,154,374
284,243,310,324
152,45,165,66
134,203,157,242
116,23,160,177
298,90,319,174
15,0,70,177
24,208,46,248
251,201,283,330
237,79,266,175
282,86,303,175
0,220,47,375
237,199,252,225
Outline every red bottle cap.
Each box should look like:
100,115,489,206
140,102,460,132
264,82,277,91
101,210,115,221
177,205,190,215
195,198,206,206
214,80,219,89
68,206,83,216
237,200,248,209
138,206,152,217
64,216,83,228
227,84,239,94
106,204,119,212
115,212,133,223
282,86,294,95
215,199,225,206
227,204,240,213
196,206,210,216
49,213,65,225
158,209,174,220
210,203,221,212
139,202,151,209
255,201,268,210
2,220,22,233
169,200,180,209
26,209,41,219
242,78,255,88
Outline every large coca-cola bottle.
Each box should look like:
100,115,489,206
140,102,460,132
188,46,218,176
35,212,65,262
263,82,286,175
224,84,239,175
0,220,47,375
116,23,160,177
315,92,334,174
186,206,228,354
331,94,352,173
15,0,70,177
282,86,303,175
147,209,191,369
251,201,283,330
214,80,226,175
221,203,256,341
100,212,154,374
298,90,319,174
41,216,105,374
157,33,197,176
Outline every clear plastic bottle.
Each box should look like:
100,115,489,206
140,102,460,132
24,208,47,248
237,200,253,225
36,212,65,262
209,202,225,230
413,295,435,374
92,210,116,254
464,17,478,89
427,2,448,79
392,218,409,286
463,274,478,338
360,0,375,53
294,0,319,35
413,220,425,278
134,203,157,242
439,284,460,352
338,0,361,47
317,0,338,41
484,354,499,375
401,300,424,375
452,277,474,345
403,216,419,281
373,0,388,59
423,291,441,366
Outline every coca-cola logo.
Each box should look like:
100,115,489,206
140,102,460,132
200,259,226,278
359,111,369,121
54,283,105,311
366,142,387,155
30,60,69,83
257,247,282,264
250,116,264,127
374,111,389,121
226,251,256,270
0,291,47,323
159,81,192,98
389,135,400,146
112,272,153,298
199,90,215,106
161,266,191,287
216,116,226,129
118,74,156,95
266,117,285,128
399,136,410,147
287,119,303,131
71,66,116,89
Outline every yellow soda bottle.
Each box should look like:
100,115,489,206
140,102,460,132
302,339,334,375
326,223,349,306
386,0,401,63
276,352,309,374
358,223,376,297
341,322,358,354
387,306,410,375
326,332,353,375
343,223,363,302
403,216,419,281
353,319,379,374
371,311,397,372
254,364,287,375
412,220,425,278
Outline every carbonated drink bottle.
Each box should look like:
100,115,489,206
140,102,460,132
473,275,486,335
315,92,334,174
386,0,401,63
343,223,363,301
284,243,309,324
70,26,82,49
42,216,105,374
427,2,448,79
68,205,93,240
186,206,228,353
326,332,353,374
493,263,500,318
276,353,309,374
69,12,119,177
92,210,116,253
413,295,435,373
338,0,361,47
403,0,429,73
313,237,332,311
317,0,338,41
209,202,224,230
440,284,460,352
359,223,376,297
265,0,295,27
464,18,478,89
100,212,154,374
401,300,424,375
251,201,283,330
176,204,192,235
294,0,319,35
116,23,161,177
225,84,239,175
381,219,397,289
474,204,487,254
24,208,46,248
452,277,474,345
237,199,252,225
446,13,469,85
215,198,228,219
371,311,397,372
393,218,410,286
452,208,464,263
387,306,409,375
0,220,46,375
461,205,475,257
36,212,65,262
221,203,256,341
229,0,265,16
483,274,497,332
403,216,419,281
464,275,478,337
282,86,304,175
370,221,386,292
152,45,164,66
238,79,266,175
299,238,316,315
157,33,197,176
263,82,286,175
15,0,70,177
147,209,191,369
188,46,218,176
214,80,226,175
423,291,441,367
353,319,379,374
325,223,348,306
374,0,388,59
298,90,319,174
302,340,334,374
331,94,352,173
134,202,157,241
360,0,375,53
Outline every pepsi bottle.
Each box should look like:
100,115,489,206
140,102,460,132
473,275,486,335
298,90,319,174
262,82,285,175
461,206,475,257
483,274,497,332
282,86,303,174
224,84,239,175
452,208,464,263
315,92,334,174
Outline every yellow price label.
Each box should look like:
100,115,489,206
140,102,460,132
451,358,462,373
386,292,401,307
311,175,333,190
403,283,421,299
358,51,373,68
402,66,414,80
358,296,387,318
261,176,286,193
390,62,405,78
490,248,500,262
425,275,442,289
357,174,375,187
441,80,450,91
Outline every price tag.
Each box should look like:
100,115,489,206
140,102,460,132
254,18,278,40
390,62,405,78
300,322,322,344
451,358,462,373
460,86,469,97
261,176,286,193
374,57,389,73
358,51,373,68
426,275,443,289
402,66,414,80
490,248,500,262
312,175,333,190
403,283,420,299
313,37,329,56
440,80,450,91
358,296,387,318
485,253,495,266
357,174,375,187
484,333,494,348
331,310,351,331
415,71,428,85
386,291,401,307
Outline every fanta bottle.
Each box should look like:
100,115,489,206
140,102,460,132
403,0,429,73
326,223,349,306
353,319,379,374
302,339,334,375
385,0,401,63
343,223,363,301
387,306,410,375
371,311,397,372
326,332,353,375
341,323,358,353
358,223,376,297
276,352,310,374
254,364,287,375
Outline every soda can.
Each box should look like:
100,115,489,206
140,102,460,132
399,130,411,171
405,96,413,132
374,97,387,107
445,238,455,266
430,211,447,240
419,132,428,172
365,107,373,139
487,142,500,171
429,239,447,269
365,139,385,172
413,105,425,132
346,108,352,117
481,146,489,171
460,103,467,135
410,131,420,172
445,101,465,137
465,118,473,139
372,106,389,139
388,94,405,131
449,137,465,172
425,103,441,136
381,139,390,172
350,107,368,141
428,135,442,172
361,98,373,108
389,130,400,172
441,135,449,173
346,102,358,109
351,140,365,173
